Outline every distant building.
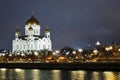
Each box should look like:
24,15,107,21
12,15,52,54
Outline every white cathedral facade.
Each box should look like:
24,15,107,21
12,15,52,54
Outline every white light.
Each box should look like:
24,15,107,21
96,41,101,45
78,48,83,53
34,52,38,56
15,68,22,72
105,47,109,51
17,52,20,55
0,68,6,71
9,54,12,57
2,53,5,56
118,49,120,52
52,52,56,55
55,50,60,54
93,49,98,55
21,53,25,56
72,51,76,54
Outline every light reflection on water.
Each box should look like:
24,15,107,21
92,71,101,80
0,68,120,80
71,70,86,80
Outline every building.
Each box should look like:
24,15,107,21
12,15,52,54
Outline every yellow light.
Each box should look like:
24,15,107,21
109,46,113,50
59,56,65,60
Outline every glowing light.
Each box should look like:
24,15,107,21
103,71,116,80
106,46,113,51
0,68,6,71
55,50,60,54
118,48,120,52
2,53,5,56
21,53,25,56
51,70,61,80
93,49,98,55
72,51,76,54
17,52,20,55
9,54,12,57
109,46,113,50
52,52,56,55
15,68,22,72
34,52,38,56
78,48,83,53
96,41,101,45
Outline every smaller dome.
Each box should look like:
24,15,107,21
15,29,20,34
26,15,39,25
45,28,50,32
45,25,50,32
28,26,33,31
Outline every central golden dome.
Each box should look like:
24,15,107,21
26,15,39,25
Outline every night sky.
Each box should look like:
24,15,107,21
0,1,120,50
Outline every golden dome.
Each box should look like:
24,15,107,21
15,29,20,34
45,25,50,32
26,15,39,25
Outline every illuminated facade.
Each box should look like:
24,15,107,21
12,15,52,54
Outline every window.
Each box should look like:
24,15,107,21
24,45,25,49
43,45,46,49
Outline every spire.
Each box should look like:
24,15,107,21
32,9,34,16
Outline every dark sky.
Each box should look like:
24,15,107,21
0,0,120,50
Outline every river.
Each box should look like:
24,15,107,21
0,68,120,80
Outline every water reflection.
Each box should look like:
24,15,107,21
32,69,40,80
0,68,7,79
92,71,100,80
0,68,120,80
103,71,116,80
14,68,25,80
51,70,61,80
71,70,85,80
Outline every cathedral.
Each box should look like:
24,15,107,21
12,15,52,54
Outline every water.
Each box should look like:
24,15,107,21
0,68,120,80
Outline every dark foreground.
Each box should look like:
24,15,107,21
0,62,120,71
